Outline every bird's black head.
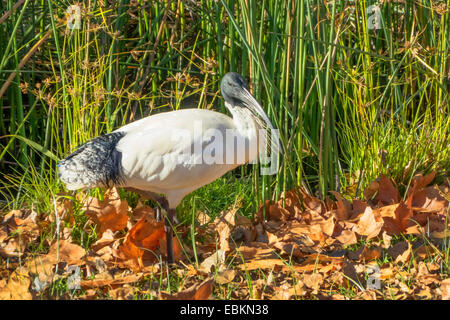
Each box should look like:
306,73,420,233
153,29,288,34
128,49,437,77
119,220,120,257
220,72,250,107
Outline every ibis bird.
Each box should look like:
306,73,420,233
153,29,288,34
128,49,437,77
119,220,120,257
58,72,279,263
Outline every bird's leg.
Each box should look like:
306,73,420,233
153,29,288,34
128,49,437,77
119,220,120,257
165,208,176,264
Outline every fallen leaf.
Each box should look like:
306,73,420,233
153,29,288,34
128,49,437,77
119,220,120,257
215,270,236,284
303,273,323,292
109,285,136,300
197,211,211,225
330,191,352,221
238,258,285,271
335,229,358,246
198,249,226,273
91,229,116,252
48,240,86,265
0,268,32,300
407,171,436,198
352,206,383,239
387,241,411,264
83,187,129,236
117,214,165,267
412,186,448,213
373,175,399,205
348,246,381,262
160,278,214,300
81,274,142,289
441,278,450,300
364,180,379,200
215,207,237,252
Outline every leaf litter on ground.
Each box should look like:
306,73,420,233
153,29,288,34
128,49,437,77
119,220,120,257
0,174,449,300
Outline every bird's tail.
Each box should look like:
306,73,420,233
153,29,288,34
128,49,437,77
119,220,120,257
57,132,125,190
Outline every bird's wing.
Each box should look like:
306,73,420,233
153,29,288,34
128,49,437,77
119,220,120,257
115,109,238,193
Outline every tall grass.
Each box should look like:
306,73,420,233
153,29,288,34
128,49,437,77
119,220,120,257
0,0,448,213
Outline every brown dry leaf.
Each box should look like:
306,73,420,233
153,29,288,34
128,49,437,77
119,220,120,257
431,230,450,239
48,240,86,265
359,290,378,300
91,229,116,252
417,262,441,286
0,237,28,258
55,197,75,224
198,249,226,273
364,181,379,201
83,187,129,236
441,278,450,300
78,289,98,300
382,201,413,235
373,175,400,205
348,246,381,262
292,254,343,273
342,260,363,289
414,245,436,260
109,285,136,300
24,240,86,287
235,244,277,260
274,283,293,300
197,211,211,225
374,203,398,218
128,205,155,227
215,270,236,284
81,274,142,289
0,268,32,300
335,229,358,246
379,264,395,280
0,226,8,243
381,231,392,249
268,203,292,221
0,210,40,258
214,207,237,252
238,258,285,271
408,171,436,197
387,241,411,264
303,273,323,292
160,278,214,300
300,190,325,215
274,282,306,300
158,234,183,262
330,191,352,221
412,186,448,213
352,206,383,239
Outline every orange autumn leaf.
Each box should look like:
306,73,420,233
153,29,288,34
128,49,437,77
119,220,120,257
160,278,214,300
335,229,358,246
382,199,413,235
118,214,165,265
330,191,352,221
441,278,450,300
407,171,436,197
412,186,448,213
303,273,324,291
352,206,383,239
373,175,400,205
48,240,86,265
83,187,129,236
0,267,32,300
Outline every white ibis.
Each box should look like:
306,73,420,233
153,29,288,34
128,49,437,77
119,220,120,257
58,72,279,263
